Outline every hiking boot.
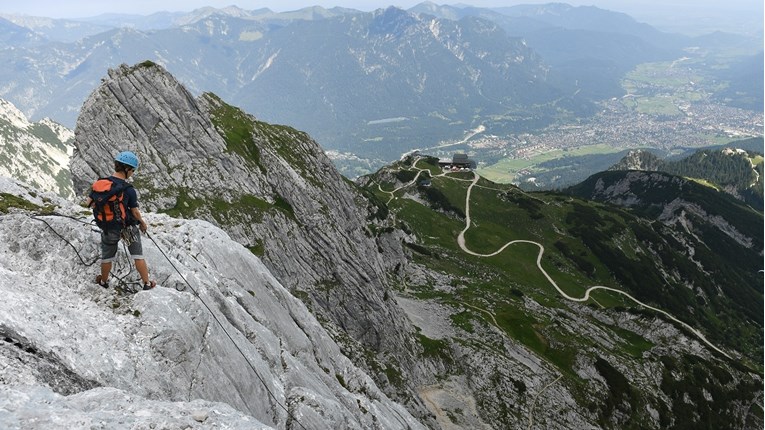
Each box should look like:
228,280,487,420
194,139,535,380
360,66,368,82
142,281,156,291
95,274,109,289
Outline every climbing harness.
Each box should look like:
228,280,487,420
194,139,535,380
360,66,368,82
120,224,140,246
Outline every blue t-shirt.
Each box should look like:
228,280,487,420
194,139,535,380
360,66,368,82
108,175,138,212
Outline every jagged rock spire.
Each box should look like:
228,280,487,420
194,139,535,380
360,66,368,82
69,61,430,419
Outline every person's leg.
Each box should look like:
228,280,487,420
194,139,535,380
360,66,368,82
128,229,154,288
100,261,112,281
134,259,150,284
98,229,120,286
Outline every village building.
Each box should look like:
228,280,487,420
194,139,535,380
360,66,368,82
438,153,477,170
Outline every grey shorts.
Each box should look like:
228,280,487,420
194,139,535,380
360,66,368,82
101,226,143,262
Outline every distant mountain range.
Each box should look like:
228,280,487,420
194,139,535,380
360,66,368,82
412,2,687,99
0,3,761,176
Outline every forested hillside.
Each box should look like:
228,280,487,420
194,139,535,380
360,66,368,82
611,141,764,210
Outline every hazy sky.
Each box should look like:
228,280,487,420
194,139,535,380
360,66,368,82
1,0,760,19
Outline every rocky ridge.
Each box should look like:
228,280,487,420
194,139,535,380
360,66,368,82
68,62,432,419
566,168,763,336
0,98,74,198
609,149,664,171
0,176,425,429
610,147,764,210
585,170,758,249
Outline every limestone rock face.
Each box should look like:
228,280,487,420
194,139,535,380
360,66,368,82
69,63,424,394
0,177,425,429
0,98,74,199
1,385,269,429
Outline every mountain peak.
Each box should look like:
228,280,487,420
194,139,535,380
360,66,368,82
174,6,253,26
69,62,427,415
371,6,418,35
610,149,664,171
0,98,29,129
0,98,74,198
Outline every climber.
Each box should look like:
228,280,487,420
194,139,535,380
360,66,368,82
85,150,156,291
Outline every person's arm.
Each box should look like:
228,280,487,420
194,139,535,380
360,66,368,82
131,207,148,233
125,187,146,232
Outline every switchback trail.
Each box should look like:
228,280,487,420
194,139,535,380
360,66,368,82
379,160,733,428
456,173,732,360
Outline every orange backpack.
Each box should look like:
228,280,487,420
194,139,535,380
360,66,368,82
89,178,133,229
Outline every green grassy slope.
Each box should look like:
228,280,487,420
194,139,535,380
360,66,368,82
360,155,763,428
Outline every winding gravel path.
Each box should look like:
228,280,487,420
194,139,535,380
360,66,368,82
379,160,733,428
456,173,731,359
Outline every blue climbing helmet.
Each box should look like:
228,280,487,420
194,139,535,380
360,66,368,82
115,151,139,169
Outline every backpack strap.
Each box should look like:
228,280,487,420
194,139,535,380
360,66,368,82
91,177,132,197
